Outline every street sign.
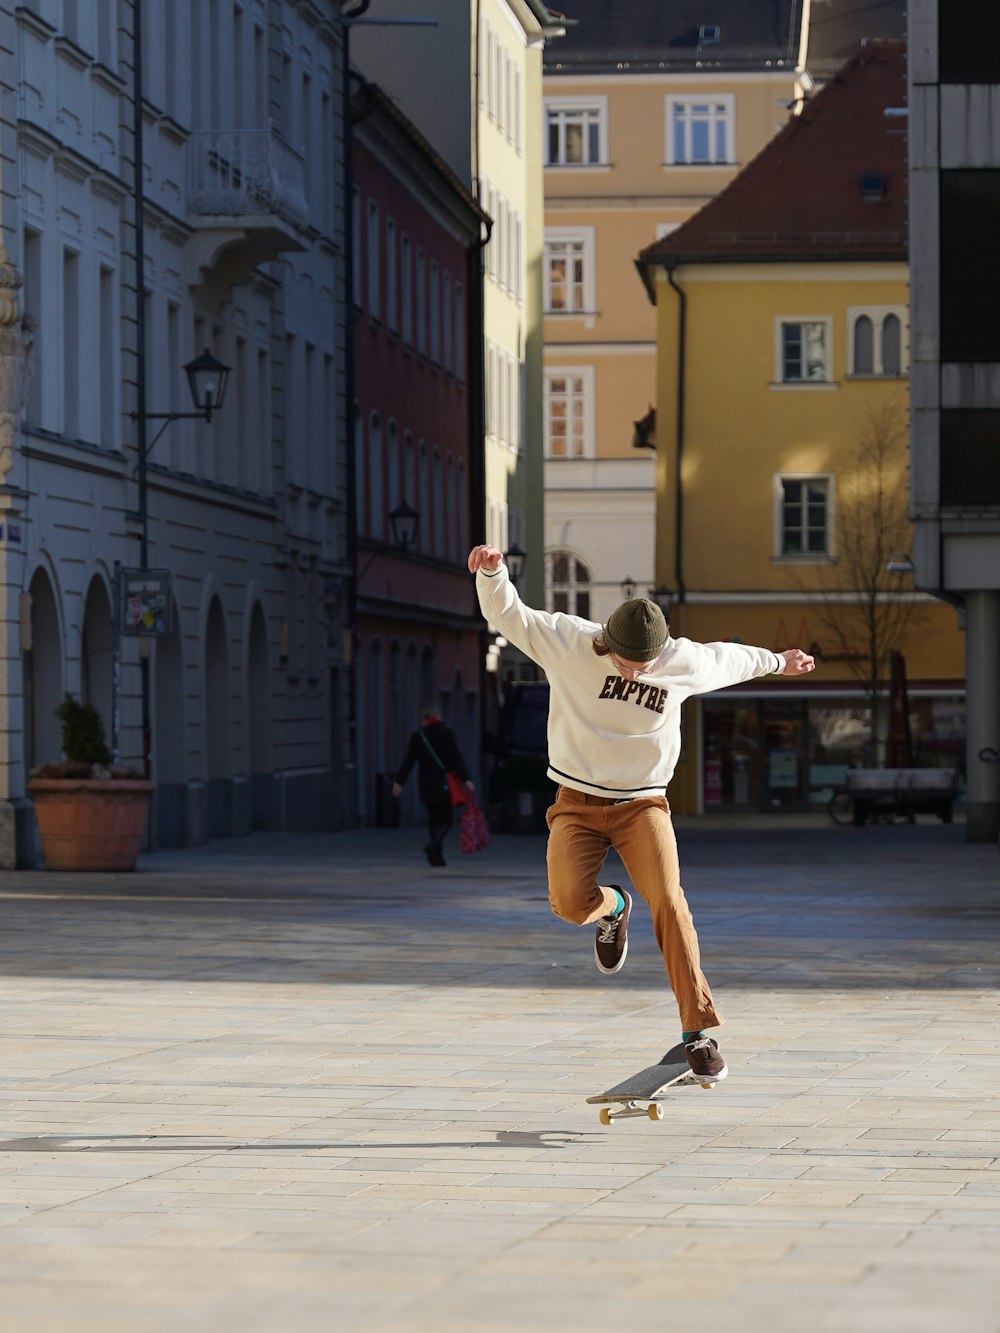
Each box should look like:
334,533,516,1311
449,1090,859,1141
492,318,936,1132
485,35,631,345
119,568,172,636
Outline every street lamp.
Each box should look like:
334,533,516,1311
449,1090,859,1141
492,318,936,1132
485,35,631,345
504,542,526,580
620,575,637,600
183,349,231,422
123,350,232,776
389,500,420,552
648,584,673,618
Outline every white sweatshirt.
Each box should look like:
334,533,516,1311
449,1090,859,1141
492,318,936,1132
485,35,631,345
478,564,785,799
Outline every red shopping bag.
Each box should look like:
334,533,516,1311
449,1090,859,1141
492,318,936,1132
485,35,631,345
460,796,491,853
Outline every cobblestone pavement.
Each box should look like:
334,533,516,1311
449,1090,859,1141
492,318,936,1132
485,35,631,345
1,816,998,1332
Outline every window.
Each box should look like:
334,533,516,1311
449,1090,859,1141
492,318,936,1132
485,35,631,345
940,169,1000,361
776,476,832,558
544,367,594,458
848,307,906,376
454,282,465,382
400,233,412,344
544,228,594,316
351,187,361,305
545,97,608,166
667,96,733,165
778,319,831,382
429,260,440,363
547,551,592,619
385,217,397,333
442,271,452,373
367,198,380,319
416,249,427,355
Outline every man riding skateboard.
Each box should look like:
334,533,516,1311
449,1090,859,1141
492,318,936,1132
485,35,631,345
468,544,815,1081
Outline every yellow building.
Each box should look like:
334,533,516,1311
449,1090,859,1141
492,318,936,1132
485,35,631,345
638,42,966,815
542,5,807,625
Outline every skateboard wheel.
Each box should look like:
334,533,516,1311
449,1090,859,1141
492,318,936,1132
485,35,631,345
701,1083,714,1090
599,1107,613,1126
647,1104,663,1121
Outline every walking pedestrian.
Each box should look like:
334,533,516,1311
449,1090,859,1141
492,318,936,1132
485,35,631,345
468,543,815,1080
392,705,475,867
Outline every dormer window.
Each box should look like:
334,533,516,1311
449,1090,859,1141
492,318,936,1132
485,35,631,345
698,24,721,44
861,172,887,201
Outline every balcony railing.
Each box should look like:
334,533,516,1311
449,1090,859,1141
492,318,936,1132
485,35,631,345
187,126,308,230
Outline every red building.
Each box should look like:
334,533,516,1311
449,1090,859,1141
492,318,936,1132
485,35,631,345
351,79,488,825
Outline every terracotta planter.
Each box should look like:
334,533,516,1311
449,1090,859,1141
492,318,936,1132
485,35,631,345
28,778,155,872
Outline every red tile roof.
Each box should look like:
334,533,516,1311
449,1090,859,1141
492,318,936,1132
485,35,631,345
638,40,907,285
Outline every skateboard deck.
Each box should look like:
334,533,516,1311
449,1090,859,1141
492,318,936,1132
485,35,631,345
585,1042,721,1124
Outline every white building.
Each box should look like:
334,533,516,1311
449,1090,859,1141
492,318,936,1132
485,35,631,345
0,1,353,865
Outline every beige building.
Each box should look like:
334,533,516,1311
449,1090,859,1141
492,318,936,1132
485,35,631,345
541,1,905,626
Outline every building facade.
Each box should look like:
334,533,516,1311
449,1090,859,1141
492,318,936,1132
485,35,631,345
540,3,808,629
639,43,966,815
0,1,354,864
349,0,565,618
349,79,488,825
908,0,1000,840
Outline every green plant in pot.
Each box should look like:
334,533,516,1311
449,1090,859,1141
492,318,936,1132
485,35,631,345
28,695,154,871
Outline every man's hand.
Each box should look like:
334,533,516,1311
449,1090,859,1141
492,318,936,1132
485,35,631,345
780,649,815,676
468,545,504,575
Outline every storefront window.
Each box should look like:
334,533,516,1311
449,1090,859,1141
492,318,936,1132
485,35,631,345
703,702,761,809
808,704,870,805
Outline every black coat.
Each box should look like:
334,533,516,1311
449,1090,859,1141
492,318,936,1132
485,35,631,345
395,721,469,805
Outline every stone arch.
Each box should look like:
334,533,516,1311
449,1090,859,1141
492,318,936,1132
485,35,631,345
154,598,186,786
247,600,272,828
205,595,231,837
81,573,114,744
24,565,64,773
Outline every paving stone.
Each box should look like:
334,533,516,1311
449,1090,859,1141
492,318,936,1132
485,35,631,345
1,821,999,1331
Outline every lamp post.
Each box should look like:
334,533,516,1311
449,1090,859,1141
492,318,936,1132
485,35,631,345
121,350,231,776
648,584,673,619
504,542,526,581
389,500,420,553
620,575,637,600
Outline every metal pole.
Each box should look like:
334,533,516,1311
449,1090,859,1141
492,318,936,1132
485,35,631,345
132,0,152,779
111,562,121,764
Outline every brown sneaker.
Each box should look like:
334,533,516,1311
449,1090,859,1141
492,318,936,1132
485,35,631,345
684,1035,727,1083
594,887,632,975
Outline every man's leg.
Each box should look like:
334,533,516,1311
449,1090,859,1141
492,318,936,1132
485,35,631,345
545,787,619,924
611,796,722,1033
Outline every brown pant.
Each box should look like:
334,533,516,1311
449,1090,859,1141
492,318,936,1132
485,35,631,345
545,786,722,1032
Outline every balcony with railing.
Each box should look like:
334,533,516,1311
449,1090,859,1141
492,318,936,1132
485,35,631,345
187,125,309,228
185,125,310,298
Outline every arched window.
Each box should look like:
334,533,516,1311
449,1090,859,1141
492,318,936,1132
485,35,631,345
852,315,874,375
881,313,902,376
432,447,445,557
547,550,592,619
369,412,383,540
445,453,456,561
387,419,400,513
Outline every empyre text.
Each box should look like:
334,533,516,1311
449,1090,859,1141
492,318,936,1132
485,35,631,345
599,676,668,713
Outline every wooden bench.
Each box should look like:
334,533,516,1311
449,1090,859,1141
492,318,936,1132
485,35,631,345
845,768,958,825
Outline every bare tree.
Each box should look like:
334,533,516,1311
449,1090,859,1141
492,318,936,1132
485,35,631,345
805,398,927,764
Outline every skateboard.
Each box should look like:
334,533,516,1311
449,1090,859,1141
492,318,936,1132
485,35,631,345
585,1042,721,1125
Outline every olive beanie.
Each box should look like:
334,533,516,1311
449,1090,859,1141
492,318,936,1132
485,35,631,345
603,597,668,660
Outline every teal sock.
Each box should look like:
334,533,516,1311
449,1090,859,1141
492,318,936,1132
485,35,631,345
606,888,626,918
682,1030,704,1043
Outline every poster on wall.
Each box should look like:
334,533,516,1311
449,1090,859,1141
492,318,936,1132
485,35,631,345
119,568,172,636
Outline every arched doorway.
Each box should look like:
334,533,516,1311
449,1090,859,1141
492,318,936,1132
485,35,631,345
153,600,186,845
247,602,272,828
24,568,63,773
205,597,231,837
81,576,113,744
